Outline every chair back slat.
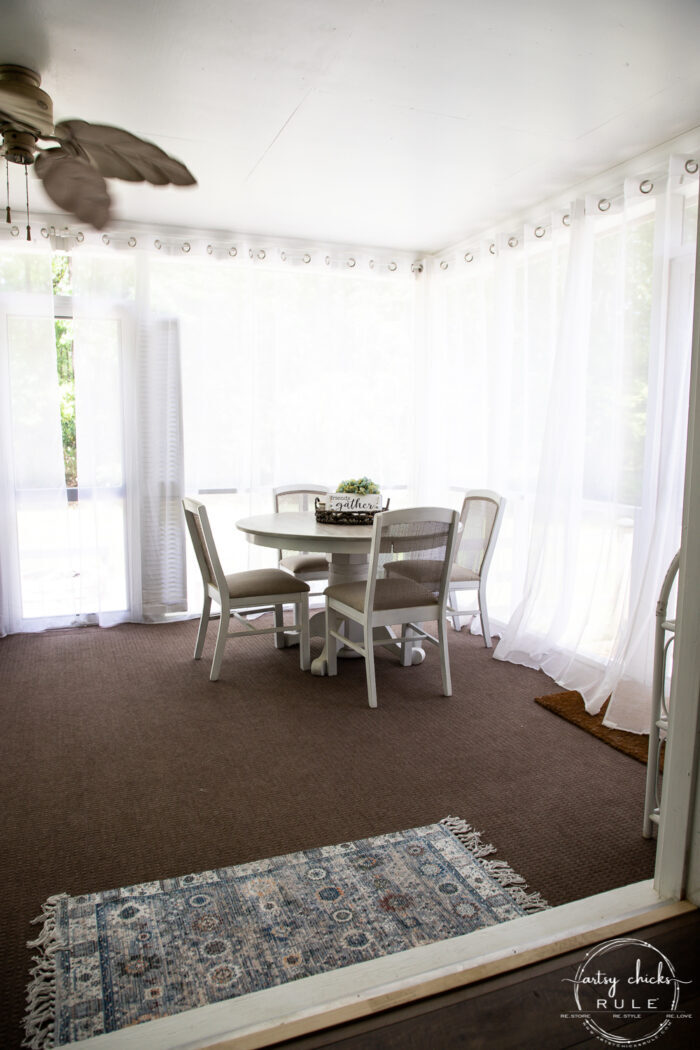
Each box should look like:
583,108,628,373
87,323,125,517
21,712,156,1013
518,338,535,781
455,491,504,576
368,507,460,610
274,484,328,514
182,497,227,595
273,483,329,561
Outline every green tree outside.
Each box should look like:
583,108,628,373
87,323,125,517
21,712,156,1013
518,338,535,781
52,255,77,487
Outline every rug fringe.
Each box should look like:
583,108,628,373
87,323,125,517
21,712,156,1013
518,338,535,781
441,817,549,913
481,859,549,912
440,815,497,859
23,893,69,1050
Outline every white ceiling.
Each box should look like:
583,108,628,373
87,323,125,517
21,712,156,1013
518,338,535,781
3,0,700,253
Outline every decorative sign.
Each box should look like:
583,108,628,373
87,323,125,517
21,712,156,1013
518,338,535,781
327,492,382,513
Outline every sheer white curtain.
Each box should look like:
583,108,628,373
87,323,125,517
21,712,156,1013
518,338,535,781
430,157,697,732
0,246,188,632
1,237,419,630
591,172,696,730
426,218,572,625
146,250,418,596
0,249,67,636
71,251,187,624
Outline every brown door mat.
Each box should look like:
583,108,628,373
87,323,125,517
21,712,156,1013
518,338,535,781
534,691,664,770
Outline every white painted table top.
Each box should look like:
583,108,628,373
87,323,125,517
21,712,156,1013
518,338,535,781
236,512,374,554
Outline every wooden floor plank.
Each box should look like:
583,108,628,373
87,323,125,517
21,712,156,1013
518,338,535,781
270,913,700,1049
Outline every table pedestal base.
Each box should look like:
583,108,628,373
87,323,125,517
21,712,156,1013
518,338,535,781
309,552,426,676
270,550,425,676
310,625,426,676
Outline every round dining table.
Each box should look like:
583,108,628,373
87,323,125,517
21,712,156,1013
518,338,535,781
236,512,425,675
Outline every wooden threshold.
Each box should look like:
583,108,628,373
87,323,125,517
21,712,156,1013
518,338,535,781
75,881,694,1050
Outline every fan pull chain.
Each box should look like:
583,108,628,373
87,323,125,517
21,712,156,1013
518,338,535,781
24,162,31,241
5,159,10,224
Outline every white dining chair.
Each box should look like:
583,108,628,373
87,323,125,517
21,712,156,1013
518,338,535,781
384,490,505,646
273,483,330,586
324,506,460,708
448,490,505,645
183,497,310,680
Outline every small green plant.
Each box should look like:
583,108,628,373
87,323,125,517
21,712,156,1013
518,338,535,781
336,477,380,495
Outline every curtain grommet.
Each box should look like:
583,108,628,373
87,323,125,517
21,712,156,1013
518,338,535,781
440,260,448,270
303,253,311,264
464,251,473,262
182,242,191,253
534,226,546,238
388,261,397,271
685,159,698,174
102,234,110,245
411,261,423,273
228,247,237,257
508,236,518,248
562,214,571,226
598,198,611,212
75,231,84,244
346,257,356,268
639,180,653,194
154,239,162,249
128,236,137,247
206,244,214,255
488,243,496,255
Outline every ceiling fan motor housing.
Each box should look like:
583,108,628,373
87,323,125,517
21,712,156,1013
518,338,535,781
0,65,55,163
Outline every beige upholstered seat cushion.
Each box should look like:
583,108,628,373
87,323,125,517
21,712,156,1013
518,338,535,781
325,577,437,613
280,553,330,575
385,558,479,585
225,568,310,599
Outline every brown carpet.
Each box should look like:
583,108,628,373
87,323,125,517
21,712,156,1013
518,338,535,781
0,621,657,1050
534,690,664,769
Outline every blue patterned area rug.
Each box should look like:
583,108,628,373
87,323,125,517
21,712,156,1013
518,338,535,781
24,817,547,1048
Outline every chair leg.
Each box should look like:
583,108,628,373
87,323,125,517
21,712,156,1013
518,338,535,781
479,583,492,647
273,604,285,649
326,605,340,677
210,607,229,681
438,614,452,696
450,587,462,631
364,624,377,708
298,595,310,671
194,595,212,659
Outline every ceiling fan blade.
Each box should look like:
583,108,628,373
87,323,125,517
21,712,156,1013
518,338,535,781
55,120,196,187
35,148,111,229
81,142,169,185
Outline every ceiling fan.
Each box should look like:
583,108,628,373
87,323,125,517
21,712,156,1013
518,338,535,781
0,64,196,231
